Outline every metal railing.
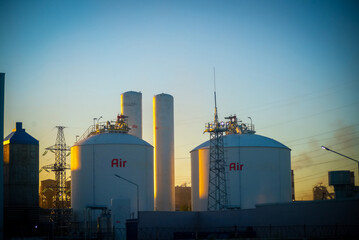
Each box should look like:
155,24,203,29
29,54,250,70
76,125,96,143
204,122,255,135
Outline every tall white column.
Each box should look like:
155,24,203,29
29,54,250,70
121,91,142,139
153,93,175,211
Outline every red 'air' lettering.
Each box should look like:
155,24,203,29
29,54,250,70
112,159,118,167
121,160,127,167
112,158,127,168
229,162,244,171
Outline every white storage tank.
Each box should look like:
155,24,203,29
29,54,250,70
153,93,175,211
121,91,142,139
71,132,154,221
191,133,291,210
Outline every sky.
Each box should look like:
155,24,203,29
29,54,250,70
1,0,358,200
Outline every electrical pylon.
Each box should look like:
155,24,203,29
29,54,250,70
42,126,71,230
204,77,228,211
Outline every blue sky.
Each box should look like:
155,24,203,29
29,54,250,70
1,0,358,200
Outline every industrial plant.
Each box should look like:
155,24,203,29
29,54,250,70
1,82,359,239
71,114,154,232
191,116,292,211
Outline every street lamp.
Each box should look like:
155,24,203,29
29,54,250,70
114,174,139,218
321,146,359,184
93,118,97,130
97,116,103,123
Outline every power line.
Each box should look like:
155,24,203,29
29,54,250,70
259,101,359,131
293,142,359,163
294,159,341,171
235,80,356,115
284,124,359,144
288,131,359,148
295,163,356,183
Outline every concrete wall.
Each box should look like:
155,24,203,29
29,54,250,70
137,198,359,239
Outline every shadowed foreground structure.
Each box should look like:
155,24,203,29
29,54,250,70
130,198,359,239
3,122,40,238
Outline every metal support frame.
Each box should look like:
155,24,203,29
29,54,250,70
42,126,71,233
207,126,228,210
204,81,228,210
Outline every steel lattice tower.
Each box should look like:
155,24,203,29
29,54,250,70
42,126,71,225
205,85,228,211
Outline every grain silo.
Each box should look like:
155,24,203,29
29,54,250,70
71,115,154,226
3,122,39,236
153,93,175,211
121,91,142,139
191,122,291,210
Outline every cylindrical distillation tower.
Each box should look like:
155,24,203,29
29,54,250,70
153,93,175,211
121,91,142,139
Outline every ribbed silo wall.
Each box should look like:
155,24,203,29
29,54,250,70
153,93,175,211
121,91,142,139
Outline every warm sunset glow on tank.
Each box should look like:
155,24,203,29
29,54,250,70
70,146,81,171
120,94,124,115
153,97,157,202
198,149,208,199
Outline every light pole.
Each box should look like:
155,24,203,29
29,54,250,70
93,118,97,131
321,146,359,184
114,174,139,219
248,117,252,131
97,116,102,124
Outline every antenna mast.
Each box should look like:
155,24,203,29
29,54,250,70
204,68,228,210
214,67,218,123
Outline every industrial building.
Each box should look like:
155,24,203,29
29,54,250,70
3,122,40,237
71,114,154,235
131,170,359,239
134,197,359,239
2,87,358,239
328,170,359,199
175,185,191,211
70,92,176,237
191,116,292,210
